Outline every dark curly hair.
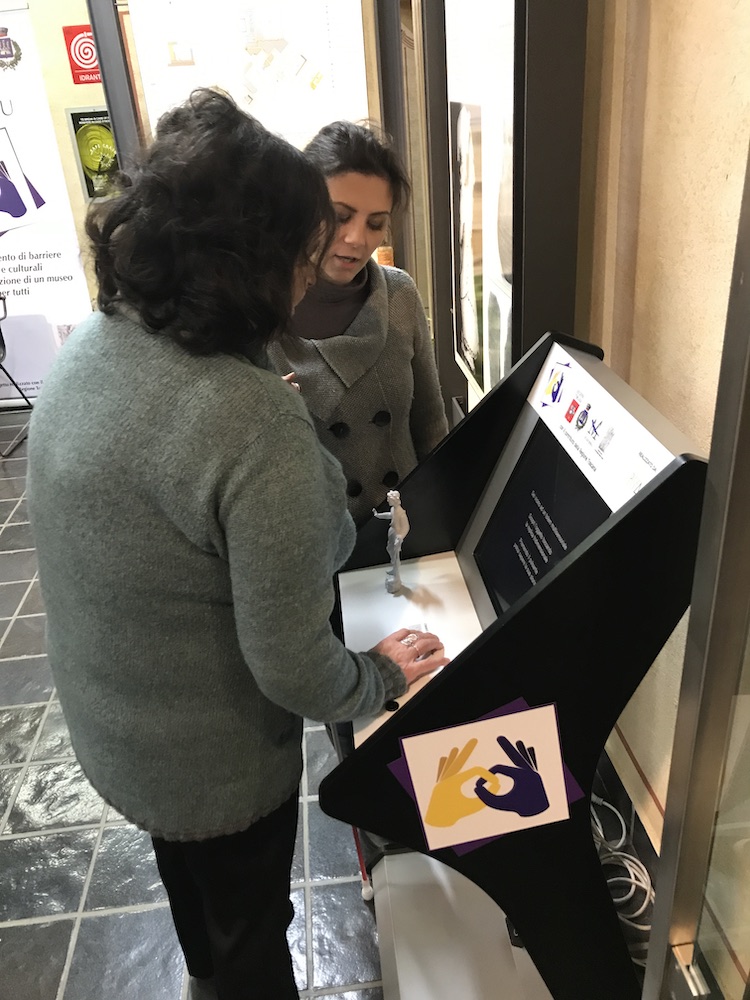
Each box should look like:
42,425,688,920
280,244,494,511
85,89,335,357
303,120,411,214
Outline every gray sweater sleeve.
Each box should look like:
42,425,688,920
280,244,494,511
219,410,407,722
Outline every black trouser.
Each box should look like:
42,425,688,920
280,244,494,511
152,793,299,1000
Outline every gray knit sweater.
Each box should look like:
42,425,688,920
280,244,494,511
27,310,407,841
268,262,449,524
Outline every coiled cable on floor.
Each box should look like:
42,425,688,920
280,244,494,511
591,793,655,967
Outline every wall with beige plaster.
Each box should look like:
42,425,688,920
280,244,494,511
578,1,750,993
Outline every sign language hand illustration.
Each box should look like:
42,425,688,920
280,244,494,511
424,738,501,828
474,736,550,817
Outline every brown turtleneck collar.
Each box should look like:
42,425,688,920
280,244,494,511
289,265,370,341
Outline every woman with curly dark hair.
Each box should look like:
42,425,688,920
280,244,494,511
27,90,447,1000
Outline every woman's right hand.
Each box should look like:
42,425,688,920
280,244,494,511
371,627,450,686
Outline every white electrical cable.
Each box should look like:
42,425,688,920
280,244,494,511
590,794,655,967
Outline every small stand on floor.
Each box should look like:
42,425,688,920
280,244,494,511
0,294,33,459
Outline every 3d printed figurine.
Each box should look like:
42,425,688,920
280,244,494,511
373,490,410,594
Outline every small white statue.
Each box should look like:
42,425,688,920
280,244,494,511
373,490,410,594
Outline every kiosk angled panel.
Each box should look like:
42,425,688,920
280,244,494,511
322,458,706,999
322,333,708,1000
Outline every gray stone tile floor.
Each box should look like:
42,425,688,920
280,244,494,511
0,412,383,1000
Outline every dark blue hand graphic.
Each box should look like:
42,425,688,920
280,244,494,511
0,167,27,219
474,736,549,817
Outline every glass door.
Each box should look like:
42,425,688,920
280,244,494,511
89,0,371,153
643,137,750,1000
697,643,750,998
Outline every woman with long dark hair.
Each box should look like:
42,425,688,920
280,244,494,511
28,90,447,1000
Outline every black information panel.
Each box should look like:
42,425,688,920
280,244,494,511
476,421,611,611
322,333,707,1000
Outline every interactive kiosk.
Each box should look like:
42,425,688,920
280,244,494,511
319,333,708,1000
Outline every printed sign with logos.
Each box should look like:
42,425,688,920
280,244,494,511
62,25,101,85
0,11,92,400
528,344,674,511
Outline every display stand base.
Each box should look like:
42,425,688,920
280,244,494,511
372,851,553,1000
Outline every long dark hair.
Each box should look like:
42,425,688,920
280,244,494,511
86,89,335,356
304,120,411,213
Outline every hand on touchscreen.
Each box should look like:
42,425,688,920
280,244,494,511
371,627,450,686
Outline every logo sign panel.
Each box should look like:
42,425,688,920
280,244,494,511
62,25,101,85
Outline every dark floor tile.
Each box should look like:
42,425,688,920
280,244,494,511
0,416,30,437
32,702,75,761
1,439,28,458
64,907,184,1000
0,498,18,518
0,918,73,1000
1,613,46,658
311,881,380,990
7,496,28,523
333,990,384,999
0,521,34,552
288,887,307,992
0,654,53,706
307,800,359,881
0,409,31,426
85,826,166,910
0,829,97,920
305,727,339,796
0,478,27,502
0,456,29,477
291,806,305,883
0,580,27,617
0,764,21,825
0,548,37,584
5,760,105,833
19,579,44,615
0,704,45,763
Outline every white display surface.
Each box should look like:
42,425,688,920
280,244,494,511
338,551,483,745
338,554,553,1000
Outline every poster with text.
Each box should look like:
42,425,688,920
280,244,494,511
69,108,118,199
0,12,91,400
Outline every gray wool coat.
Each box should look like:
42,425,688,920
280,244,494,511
27,310,407,841
268,262,449,525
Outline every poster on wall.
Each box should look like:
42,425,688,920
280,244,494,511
127,0,369,149
62,25,102,85
68,108,118,199
0,12,92,400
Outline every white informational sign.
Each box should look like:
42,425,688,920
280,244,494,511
127,0,369,149
0,12,92,400
527,345,674,511
401,704,569,851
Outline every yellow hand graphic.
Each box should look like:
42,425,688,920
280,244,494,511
424,738,501,828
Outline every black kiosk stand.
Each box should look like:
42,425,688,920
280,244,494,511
319,333,707,1000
